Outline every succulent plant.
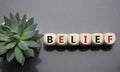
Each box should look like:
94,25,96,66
0,13,43,65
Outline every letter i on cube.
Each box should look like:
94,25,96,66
80,33,91,45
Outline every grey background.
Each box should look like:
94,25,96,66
0,0,120,72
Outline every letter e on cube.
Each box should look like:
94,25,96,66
57,34,67,45
92,33,103,45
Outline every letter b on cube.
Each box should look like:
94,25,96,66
44,33,56,45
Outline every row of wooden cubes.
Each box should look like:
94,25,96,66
44,33,116,46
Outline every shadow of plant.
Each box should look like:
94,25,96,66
0,55,41,72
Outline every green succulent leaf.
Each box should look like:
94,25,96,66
21,14,26,29
5,42,16,49
4,16,11,27
15,13,21,23
10,13,17,24
32,34,43,41
24,24,37,32
0,46,7,55
18,24,23,35
6,50,14,62
0,38,10,42
21,30,38,40
25,41,40,48
13,35,20,40
0,42,6,46
26,18,34,27
15,47,25,65
0,26,7,34
0,34,10,41
1,25,11,33
23,49,34,57
9,13,18,31
18,40,29,50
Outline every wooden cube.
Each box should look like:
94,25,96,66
104,33,116,45
44,33,56,45
68,33,80,45
92,33,103,45
57,34,67,45
80,33,91,45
